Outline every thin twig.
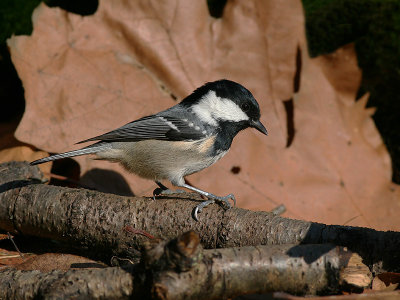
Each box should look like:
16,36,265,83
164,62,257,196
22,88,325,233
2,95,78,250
343,215,361,226
7,232,24,258
270,204,286,216
124,225,155,239
0,255,21,259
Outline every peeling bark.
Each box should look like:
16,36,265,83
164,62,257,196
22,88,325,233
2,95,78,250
0,162,399,274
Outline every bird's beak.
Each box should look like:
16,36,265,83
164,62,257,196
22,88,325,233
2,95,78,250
251,119,268,136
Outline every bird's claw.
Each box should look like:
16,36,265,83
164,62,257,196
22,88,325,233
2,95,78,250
152,188,163,200
193,193,236,221
193,199,215,221
222,193,236,208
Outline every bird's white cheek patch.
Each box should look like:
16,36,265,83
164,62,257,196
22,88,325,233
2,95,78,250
192,90,249,125
192,94,218,126
215,98,249,122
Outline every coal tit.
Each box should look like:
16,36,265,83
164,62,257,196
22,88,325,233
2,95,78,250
31,79,268,220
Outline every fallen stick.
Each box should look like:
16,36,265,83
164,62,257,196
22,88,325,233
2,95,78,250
0,267,133,300
0,161,399,273
141,231,372,299
0,231,371,300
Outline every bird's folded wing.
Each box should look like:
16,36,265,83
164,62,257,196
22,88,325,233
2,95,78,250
77,115,206,143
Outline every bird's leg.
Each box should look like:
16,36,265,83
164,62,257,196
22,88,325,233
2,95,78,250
153,181,185,200
178,183,236,221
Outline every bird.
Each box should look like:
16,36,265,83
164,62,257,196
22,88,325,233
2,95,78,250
31,79,268,220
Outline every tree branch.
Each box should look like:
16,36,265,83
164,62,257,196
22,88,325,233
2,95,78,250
142,232,371,299
0,161,399,273
0,231,371,299
0,267,133,300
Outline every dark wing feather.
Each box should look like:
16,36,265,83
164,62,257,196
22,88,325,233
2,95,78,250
77,115,205,144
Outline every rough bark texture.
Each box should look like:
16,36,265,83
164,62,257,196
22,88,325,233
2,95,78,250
142,232,371,300
0,232,371,300
1,162,399,274
0,267,133,300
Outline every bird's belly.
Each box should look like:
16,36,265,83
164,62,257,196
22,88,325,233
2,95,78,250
100,139,227,184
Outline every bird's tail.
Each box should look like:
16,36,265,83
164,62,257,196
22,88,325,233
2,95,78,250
30,143,111,165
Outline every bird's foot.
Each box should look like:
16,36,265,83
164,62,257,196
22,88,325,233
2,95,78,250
152,187,185,200
193,193,236,221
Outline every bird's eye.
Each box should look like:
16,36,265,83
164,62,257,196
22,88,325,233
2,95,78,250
241,103,250,112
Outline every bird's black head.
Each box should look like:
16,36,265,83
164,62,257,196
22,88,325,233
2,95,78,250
181,79,268,136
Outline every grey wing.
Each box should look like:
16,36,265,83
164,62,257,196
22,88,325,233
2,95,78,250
77,115,206,144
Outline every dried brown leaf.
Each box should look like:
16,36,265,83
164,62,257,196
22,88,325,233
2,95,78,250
372,273,400,291
0,146,51,174
7,0,400,230
15,253,107,272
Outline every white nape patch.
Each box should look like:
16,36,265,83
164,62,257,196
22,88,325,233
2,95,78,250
192,90,249,125
158,116,180,132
